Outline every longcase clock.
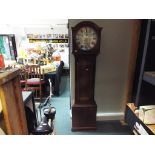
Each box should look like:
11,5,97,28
72,21,102,131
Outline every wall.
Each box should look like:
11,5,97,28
69,19,133,120
0,25,13,34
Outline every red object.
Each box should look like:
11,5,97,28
0,54,5,69
53,55,61,61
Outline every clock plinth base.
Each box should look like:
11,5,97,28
72,103,97,131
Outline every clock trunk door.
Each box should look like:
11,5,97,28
75,56,95,104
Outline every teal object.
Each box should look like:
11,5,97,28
0,36,5,54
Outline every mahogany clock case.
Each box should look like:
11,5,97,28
71,21,102,131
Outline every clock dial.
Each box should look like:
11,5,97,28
75,27,98,51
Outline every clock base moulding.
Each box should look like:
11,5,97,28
71,103,97,131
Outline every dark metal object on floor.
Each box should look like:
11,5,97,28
25,77,56,135
34,103,56,135
34,116,53,135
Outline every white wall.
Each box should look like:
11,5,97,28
24,26,68,34
69,19,133,120
0,25,13,34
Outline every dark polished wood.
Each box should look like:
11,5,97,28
72,21,102,131
75,55,96,104
72,104,97,131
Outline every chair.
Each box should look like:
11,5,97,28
19,67,28,90
25,65,45,102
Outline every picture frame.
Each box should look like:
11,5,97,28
27,34,33,39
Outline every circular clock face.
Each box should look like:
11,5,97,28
75,26,98,51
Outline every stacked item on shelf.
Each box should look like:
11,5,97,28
138,105,155,124
125,103,155,135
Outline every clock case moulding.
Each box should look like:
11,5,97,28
71,21,102,131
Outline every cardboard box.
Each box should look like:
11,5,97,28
139,105,155,124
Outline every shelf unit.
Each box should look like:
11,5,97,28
135,20,155,106
125,19,155,135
